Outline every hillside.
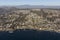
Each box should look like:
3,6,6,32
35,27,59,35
0,8,60,32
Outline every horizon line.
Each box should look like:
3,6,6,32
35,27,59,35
0,5,60,6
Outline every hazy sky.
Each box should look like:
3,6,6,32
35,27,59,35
0,0,60,6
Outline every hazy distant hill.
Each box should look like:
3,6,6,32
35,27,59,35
0,5,60,9
15,5,60,9
0,7,18,14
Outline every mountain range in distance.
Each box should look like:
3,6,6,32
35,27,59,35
0,5,60,9
16,5,60,9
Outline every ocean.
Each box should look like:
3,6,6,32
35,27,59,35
0,29,60,40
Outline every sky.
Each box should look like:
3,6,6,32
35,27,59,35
0,0,60,6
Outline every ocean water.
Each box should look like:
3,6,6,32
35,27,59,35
0,29,60,40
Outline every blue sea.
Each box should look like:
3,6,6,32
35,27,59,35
0,29,60,40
